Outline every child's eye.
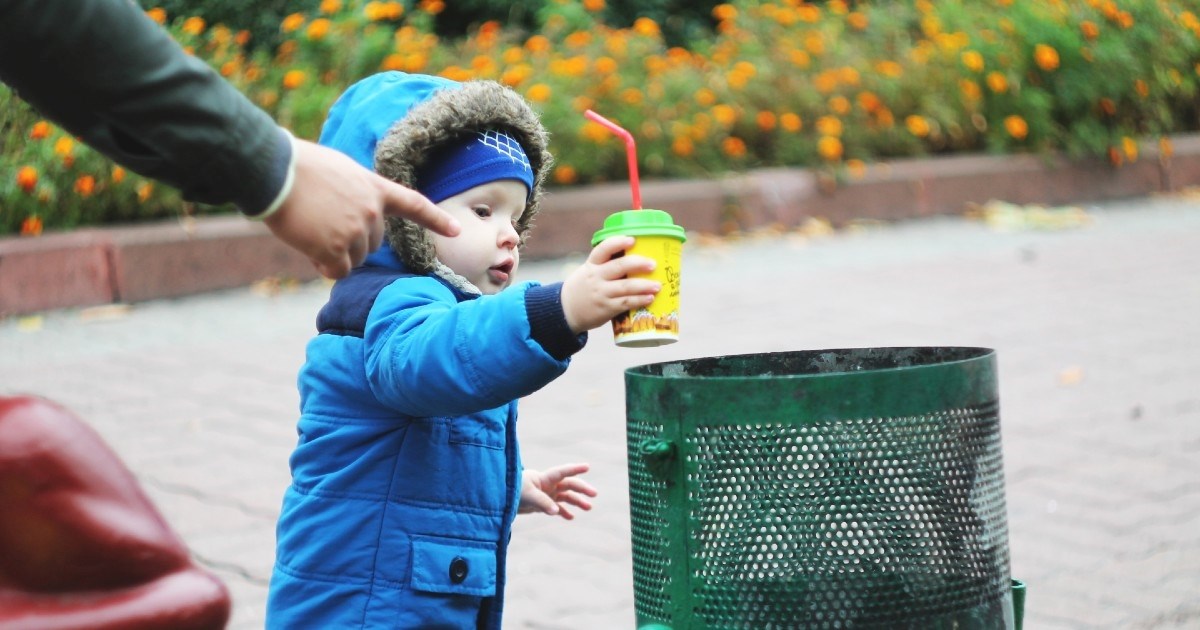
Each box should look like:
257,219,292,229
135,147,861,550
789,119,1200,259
473,206,492,218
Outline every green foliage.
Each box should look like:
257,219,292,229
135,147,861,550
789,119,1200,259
6,0,1200,235
135,0,321,49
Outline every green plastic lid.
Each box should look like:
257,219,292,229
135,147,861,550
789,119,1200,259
591,209,687,245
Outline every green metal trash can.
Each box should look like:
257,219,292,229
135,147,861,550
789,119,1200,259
624,347,1022,629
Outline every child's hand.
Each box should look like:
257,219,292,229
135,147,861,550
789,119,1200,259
519,463,598,520
561,236,660,334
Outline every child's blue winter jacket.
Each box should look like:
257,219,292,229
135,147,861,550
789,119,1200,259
268,244,582,628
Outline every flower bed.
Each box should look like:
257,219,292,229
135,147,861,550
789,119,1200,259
4,0,1200,235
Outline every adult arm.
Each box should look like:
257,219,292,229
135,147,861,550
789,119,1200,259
0,0,287,214
0,0,458,278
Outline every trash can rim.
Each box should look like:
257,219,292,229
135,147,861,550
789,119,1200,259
626,346,995,382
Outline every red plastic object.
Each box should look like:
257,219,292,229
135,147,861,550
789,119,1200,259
0,396,231,630
584,109,642,210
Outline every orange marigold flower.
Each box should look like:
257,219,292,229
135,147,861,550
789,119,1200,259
805,33,825,55
712,4,737,21
420,0,444,15
1134,79,1149,98
1080,20,1100,40
633,17,660,37
235,30,251,46
857,92,882,113
584,0,605,12
145,8,167,24
672,136,695,157
526,83,551,103
307,18,331,40
1182,11,1200,30
138,182,155,201
282,70,307,90
756,111,777,131
525,35,551,54
29,120,51,140
1098,97,1116,116
817,136,843,161
694,88,717,107
829,96,851,115
712,104,737,127
440,66,473,82
961,50,984,72
816,116,842,137
385,1,406,19
1034,44,1059,71
74,175,96,197
814,72,838,94
406,53,429,72
875,109,895,128
472,55,498,76
875,60,903,78
847,11,868,30
501,64,532,86
789,50,811,68
1108,146,1123,166
20,215,43,237
502,47,524,65
16,166,38,193
594,56,618,74
905,115,931,137
846,159,867,180
382,54,406,71
281,13,305,32
182,16,205,36
959,79,982,102
54,137,74,157
780,112,802,132
798,5,820,23
621,88,644,105
563,30,590,48
986,71,1008,93
722,136,747,158
220,60,239,77
582,121,611,143
112,166,126,184
1122,136,1138,161
554,165,578,184
320,0,342,14
1004,115,1028,140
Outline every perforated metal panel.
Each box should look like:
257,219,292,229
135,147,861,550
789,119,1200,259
625,348,1014,630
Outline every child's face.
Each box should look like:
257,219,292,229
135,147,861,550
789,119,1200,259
430,179,528,295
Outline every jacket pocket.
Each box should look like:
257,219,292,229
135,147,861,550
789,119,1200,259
409,535,497,597
447,407,508,450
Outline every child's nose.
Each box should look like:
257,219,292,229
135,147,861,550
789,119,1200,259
499,223,519,249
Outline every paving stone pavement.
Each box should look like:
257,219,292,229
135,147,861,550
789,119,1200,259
2,195,1199,629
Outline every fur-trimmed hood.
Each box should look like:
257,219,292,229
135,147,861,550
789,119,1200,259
319,71,552,274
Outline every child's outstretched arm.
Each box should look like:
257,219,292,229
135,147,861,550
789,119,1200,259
560,236,660,334
519,463,598,520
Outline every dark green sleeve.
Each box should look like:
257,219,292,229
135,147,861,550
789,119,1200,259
0,0,290,215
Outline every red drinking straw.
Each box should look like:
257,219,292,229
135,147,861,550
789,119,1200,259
584,109,642,210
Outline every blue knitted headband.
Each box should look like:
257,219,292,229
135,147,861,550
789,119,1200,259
415,130,534,203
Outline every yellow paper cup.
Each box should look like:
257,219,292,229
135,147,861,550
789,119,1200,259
592,209,686,347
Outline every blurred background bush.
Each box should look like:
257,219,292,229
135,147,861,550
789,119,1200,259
4,0,1200,235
